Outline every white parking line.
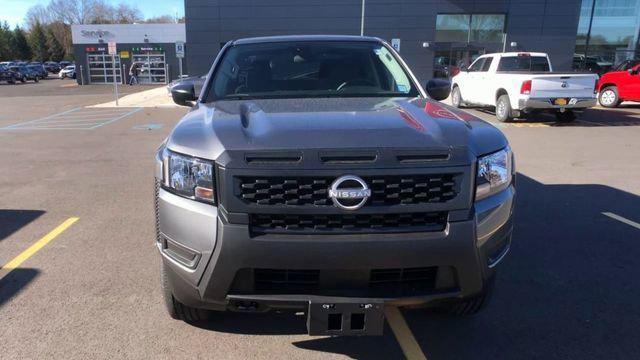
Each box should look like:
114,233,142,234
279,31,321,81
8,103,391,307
602,212,640,230
0,107,142,130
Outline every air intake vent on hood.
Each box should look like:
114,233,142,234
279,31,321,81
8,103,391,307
319,151,377,164
395,150,450,163
245,152,302,165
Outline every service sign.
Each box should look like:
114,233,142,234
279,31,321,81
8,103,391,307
108,42,116,55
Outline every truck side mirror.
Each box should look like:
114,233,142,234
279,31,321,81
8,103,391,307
171,83,197,107
425,78,451,101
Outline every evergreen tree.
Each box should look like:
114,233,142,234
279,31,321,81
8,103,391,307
45,26,65,61
0,22,12,60
29,22,49,61
11,27,32,60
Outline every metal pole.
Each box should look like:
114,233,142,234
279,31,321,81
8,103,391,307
122,63,126,85
112,54,119,106
178,57,183,79
502,33,507,53
583,0,597,69
79,65,84,85
360,0,365,36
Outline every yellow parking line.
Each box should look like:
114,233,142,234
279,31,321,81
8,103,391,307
385,306,428,360
0,217,79,281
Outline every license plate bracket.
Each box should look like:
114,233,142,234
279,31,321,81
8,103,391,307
307,300,385,336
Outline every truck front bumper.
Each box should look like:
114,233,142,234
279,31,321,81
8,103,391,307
156,182,515,312
518,97,597,111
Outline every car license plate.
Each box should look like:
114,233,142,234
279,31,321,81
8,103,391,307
554,98,568,105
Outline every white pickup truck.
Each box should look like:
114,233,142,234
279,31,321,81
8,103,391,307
450,52,598,122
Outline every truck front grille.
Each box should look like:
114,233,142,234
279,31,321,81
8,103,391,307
250,212,447,234
231,267,440,297
238,174,458,206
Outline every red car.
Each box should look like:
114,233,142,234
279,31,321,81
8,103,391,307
597,60,640,107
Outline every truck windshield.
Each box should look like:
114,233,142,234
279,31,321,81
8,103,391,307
205,41,419,101
497,56,550,72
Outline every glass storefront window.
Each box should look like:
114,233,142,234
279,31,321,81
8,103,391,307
574,0,640,73
470,15,506,42
435,15,471,42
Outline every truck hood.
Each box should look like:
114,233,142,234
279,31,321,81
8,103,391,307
167,97,508,164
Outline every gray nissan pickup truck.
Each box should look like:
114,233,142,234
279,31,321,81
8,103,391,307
155,35,515,336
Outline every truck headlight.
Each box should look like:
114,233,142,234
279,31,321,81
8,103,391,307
163,149,215,204
475,147,513,201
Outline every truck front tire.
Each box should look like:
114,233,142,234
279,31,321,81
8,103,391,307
161,262,210,322
495,95,513,122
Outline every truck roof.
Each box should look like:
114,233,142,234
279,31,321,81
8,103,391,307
232,35,383,45
484,52,548,57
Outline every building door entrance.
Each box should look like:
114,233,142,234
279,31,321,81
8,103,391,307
433,44,486,78
131,52,166,84
87,53,121,84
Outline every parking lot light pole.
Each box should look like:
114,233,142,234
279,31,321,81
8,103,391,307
112,54,119,106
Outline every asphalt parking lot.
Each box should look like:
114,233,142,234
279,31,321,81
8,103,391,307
1,80,639,359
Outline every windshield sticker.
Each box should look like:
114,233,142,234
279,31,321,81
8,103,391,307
397,84,408,92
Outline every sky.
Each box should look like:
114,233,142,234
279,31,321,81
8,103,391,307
1,0,185,27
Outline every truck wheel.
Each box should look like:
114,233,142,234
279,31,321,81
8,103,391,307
555,110,576,123
451,86,464,108
447,276,495,316
161,262,210,322
598,86,620,108
495,95,513,122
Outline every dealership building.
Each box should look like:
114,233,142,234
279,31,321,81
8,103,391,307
71,24,186,85
184,0,640,82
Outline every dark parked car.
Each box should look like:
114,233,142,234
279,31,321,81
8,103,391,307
28,64,48,79
9,66,40,82
159,36,515,336
0,65,17,84
44,61,61,73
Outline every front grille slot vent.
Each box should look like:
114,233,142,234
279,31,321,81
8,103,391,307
250,212,447,234
238,174,458,206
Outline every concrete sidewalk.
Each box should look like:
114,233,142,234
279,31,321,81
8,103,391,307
89,85,180,108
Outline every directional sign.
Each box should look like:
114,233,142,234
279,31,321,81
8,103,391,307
175,41,185,58
108,41,116,55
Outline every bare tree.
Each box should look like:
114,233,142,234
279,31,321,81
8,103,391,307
25,5,52,29
47,0,93,25
89,0,117,24
115,3,143,24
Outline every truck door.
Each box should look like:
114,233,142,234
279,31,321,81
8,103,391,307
463,57,487,104
475,56,494,104
624,64,640,101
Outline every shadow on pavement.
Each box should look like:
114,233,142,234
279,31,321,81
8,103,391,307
406,174,640,360
471,106,640,127
191,174,639,359
193,312,403,358
0,209,45,242
0,268,40,309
